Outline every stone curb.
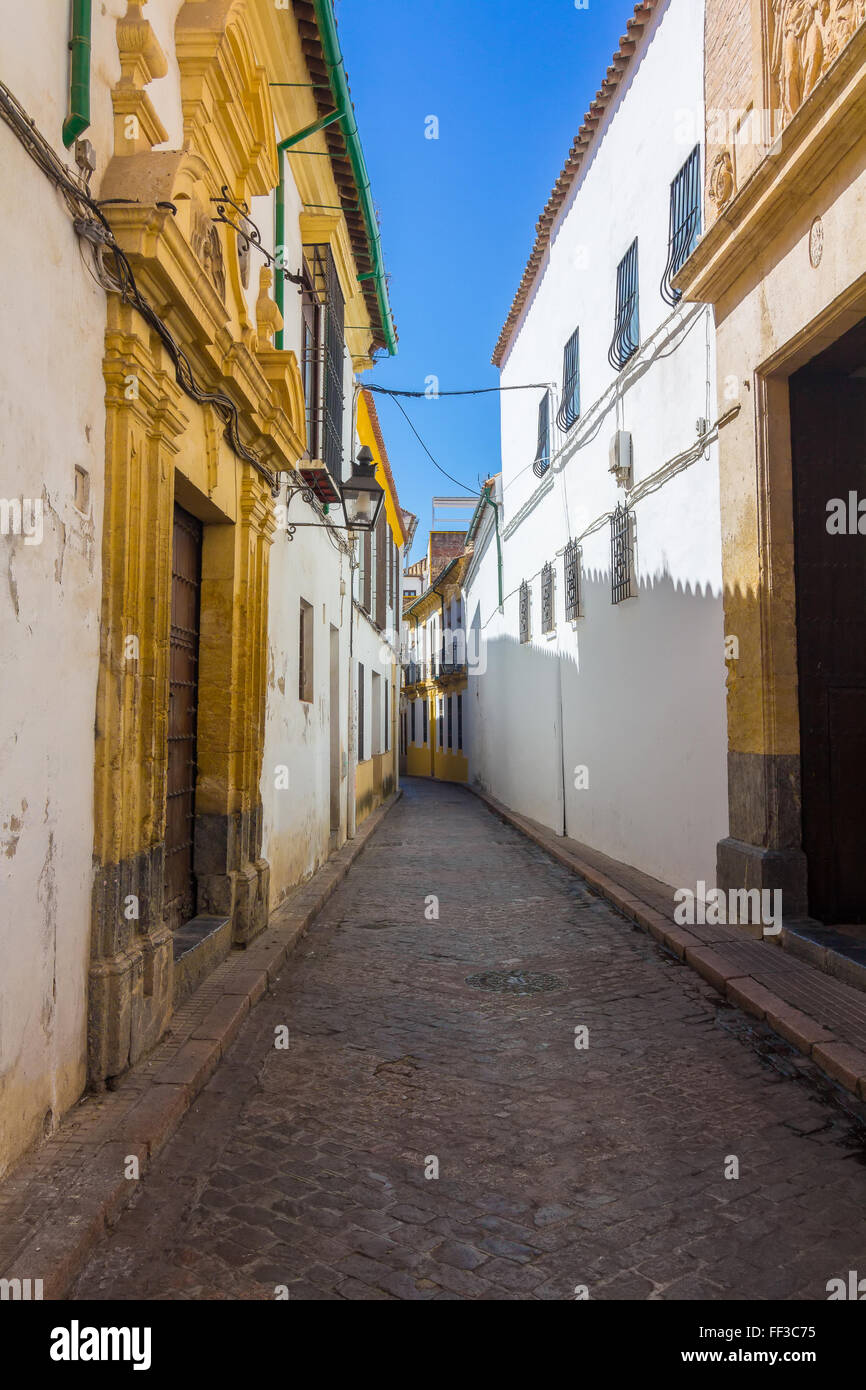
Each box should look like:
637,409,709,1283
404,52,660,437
0,789,402,1300
468,784,866,1105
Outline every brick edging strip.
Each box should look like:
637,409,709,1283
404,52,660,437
0,789,402,1299
467,785,866,1104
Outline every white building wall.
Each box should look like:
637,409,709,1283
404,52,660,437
259,146,354,902
465,0,728,891
0,3,124,1171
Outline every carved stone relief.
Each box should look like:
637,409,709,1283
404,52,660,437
191,206,226,301
768,0,866,125
709,150,736,211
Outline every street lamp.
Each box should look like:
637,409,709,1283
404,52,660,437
339,445,385,532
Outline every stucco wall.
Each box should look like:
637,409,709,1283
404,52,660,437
0,3,124,1173
464,0,728,891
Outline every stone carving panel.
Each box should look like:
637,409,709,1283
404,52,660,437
191,205,226,301
768,0,866,124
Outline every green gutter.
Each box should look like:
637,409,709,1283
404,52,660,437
62,0,92,148
312,0,397,357
274,109,343,350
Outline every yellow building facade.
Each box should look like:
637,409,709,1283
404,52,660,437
403,554,469,784
88,0,393,1087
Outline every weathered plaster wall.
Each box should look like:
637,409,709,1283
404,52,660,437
0,2,125,1173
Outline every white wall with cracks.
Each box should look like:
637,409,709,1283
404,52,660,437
0,3,122,1174
464,0,728,892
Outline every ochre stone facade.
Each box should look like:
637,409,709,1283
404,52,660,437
677,5,866,928
89,1,307,1086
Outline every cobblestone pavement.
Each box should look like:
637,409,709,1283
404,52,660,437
72,780,866,1301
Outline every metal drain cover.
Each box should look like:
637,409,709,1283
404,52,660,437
465,970,564,995
349,921,395,930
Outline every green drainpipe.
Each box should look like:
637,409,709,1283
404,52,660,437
468,483,503,609
63,0,92,148
485,491,504,609
275,108,344,350
312,0,397,357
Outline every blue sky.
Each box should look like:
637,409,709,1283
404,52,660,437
335,0,632,560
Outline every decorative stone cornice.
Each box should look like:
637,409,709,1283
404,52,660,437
176,0,279,197
676,24,866,308
112,1,169,154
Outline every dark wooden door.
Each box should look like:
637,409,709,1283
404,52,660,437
165,502,202,931
791,350,866,924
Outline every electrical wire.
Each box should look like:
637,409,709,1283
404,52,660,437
365,383,554,398
386,394,478,494
0,77,281,495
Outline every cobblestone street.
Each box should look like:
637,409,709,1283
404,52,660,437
72,780,866,1301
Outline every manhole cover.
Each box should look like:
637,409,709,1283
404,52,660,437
465,970,564,995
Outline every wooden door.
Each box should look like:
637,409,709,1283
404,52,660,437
165,502,202,931
791,341,866,924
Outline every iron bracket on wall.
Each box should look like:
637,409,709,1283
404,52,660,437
211,187,305,289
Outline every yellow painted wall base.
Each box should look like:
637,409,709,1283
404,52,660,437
355,750,397,826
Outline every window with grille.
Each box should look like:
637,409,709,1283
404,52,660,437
410,701,416,743
298,598,313,701
541,562,555,633
610,503,634,604
457,693,463,751
300,268,318,453
358,662,365,759
447,695,453,750
532,391,551,478
608,239,640,371
557,328,580,431
564,539,582,621
303,244,344,478
519,579,531,644
661,145,701,306
422,698,428,745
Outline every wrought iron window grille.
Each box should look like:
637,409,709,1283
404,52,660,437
302,244,345,482
541,562,555,634
519,579,531,643
610,502,634,604
661,146,701,306
564,539,582,621
557,328,581,432
533,391,551,478
608,239,640,371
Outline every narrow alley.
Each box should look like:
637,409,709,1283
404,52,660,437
71,782,865,1302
